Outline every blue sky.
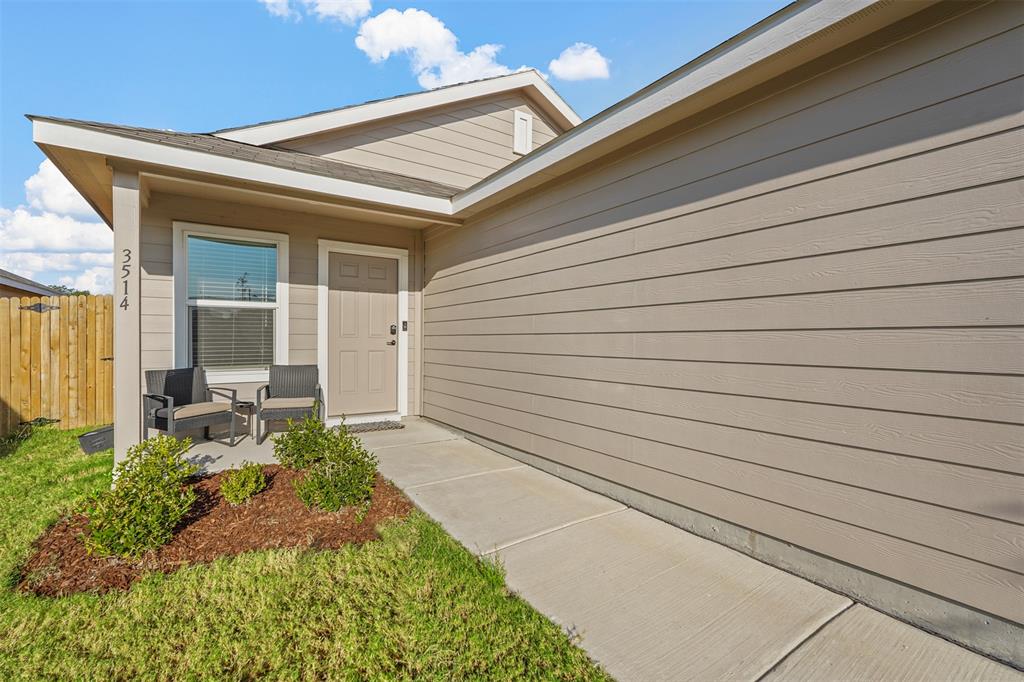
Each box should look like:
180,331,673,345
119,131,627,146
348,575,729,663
0,0,787,292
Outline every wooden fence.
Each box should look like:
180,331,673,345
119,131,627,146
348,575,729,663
0,295,113,437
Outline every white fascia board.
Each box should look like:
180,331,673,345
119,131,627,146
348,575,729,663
215,70,580,146
33,120,454,216
452,0,888,215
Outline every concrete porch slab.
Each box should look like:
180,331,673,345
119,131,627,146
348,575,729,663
357,418,460,450
497,509,851,681
375,438,521,489
405,465,625,554
763,604,1023,681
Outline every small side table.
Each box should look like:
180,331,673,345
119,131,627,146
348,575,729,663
234,401,255,438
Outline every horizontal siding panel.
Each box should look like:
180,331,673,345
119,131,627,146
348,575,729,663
426,178,1023,302
426,228,1024,320
424,350,1024,423
423,374,1024,488
422,384,1023,571
423,367,1024,514
424,279,1023,334
423,399,1024,624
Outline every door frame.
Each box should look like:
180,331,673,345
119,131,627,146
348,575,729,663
317,239,408,424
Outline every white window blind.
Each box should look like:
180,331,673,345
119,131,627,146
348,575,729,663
186,234,278,372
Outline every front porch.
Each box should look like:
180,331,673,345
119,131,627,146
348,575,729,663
184,416,450,473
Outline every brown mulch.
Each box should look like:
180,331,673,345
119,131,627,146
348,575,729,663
18,466,413,597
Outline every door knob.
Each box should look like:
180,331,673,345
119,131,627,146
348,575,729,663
387,340,397,346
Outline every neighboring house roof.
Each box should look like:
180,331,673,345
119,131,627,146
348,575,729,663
27,116,461,199
213,70,581,146
0,268,58,297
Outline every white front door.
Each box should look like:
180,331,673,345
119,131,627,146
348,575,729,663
327,252,399,416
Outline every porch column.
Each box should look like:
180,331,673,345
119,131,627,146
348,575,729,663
111,169,142,464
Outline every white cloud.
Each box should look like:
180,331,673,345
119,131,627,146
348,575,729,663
355,8,532,89
259,0,298,19
24,159,96,217
260,0,370,24
0,207,110,252
549,42,610,81
302,0,370,24
1,159,112,293
61,266,113,294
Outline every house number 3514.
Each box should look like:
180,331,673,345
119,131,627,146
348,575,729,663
119,248,132,310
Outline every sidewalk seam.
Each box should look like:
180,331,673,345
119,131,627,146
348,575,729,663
369,436,461,451
481,506,628,556
406,465,527,490
754,600,856,681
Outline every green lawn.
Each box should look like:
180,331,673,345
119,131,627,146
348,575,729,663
0,426,608,680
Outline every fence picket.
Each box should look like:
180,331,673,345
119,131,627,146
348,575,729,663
0,295,113,436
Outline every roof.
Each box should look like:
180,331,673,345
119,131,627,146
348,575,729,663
30,0,917,223
452,0,927,215
0,268,58,297
213,70,581,146
28,116,461,199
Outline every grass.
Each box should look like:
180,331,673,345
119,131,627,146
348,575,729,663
0,426,609,680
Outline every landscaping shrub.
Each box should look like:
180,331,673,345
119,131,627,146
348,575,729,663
274,416,378,514
293,448,377,514
271,411,332,470
219,461,267,506
83,435,197,558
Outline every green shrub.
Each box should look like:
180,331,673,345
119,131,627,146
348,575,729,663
274,416,378,514
83,434,197,558
293,447,378,514
219,461,267,506
271,411,332,470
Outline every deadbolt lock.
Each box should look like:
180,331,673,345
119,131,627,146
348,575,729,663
390,324,397,335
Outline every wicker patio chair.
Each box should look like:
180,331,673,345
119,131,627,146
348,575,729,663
144,367,238,446
255,364,324,443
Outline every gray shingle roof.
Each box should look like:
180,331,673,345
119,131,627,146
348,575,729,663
29,116,461,199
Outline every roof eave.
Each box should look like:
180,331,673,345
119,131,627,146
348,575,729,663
451,0,938,217
213,70,580,146
31,117,457,219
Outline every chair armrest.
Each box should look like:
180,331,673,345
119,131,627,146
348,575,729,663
207,386,238,406
315,384,324,419
143,393,173,417
255,384,270,412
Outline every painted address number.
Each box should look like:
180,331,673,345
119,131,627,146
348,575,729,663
119,248,132,310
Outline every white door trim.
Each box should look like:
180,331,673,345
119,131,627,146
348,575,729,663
317,239,408,424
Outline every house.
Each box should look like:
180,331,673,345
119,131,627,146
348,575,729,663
29,0,1023,666
0,268,58,298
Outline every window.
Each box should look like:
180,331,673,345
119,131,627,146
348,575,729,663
513,110,533,155
174,223,289,383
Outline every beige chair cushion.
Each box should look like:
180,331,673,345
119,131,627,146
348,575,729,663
156,401,231,419
261,397,315,411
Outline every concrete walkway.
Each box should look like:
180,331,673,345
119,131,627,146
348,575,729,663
362,419,1020,682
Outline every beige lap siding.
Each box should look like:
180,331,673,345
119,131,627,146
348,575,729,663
139,194,421,414
280,94,561,189
423,1,1024,627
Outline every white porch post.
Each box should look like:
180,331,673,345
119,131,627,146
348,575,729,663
111,169,142,463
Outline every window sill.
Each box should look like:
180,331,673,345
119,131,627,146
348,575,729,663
203,369,270,385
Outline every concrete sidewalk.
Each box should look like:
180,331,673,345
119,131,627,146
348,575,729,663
363,419,1020,681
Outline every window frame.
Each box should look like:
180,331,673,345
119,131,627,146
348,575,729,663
172,221,289,384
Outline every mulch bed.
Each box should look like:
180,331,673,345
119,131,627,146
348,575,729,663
18,466,413,597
